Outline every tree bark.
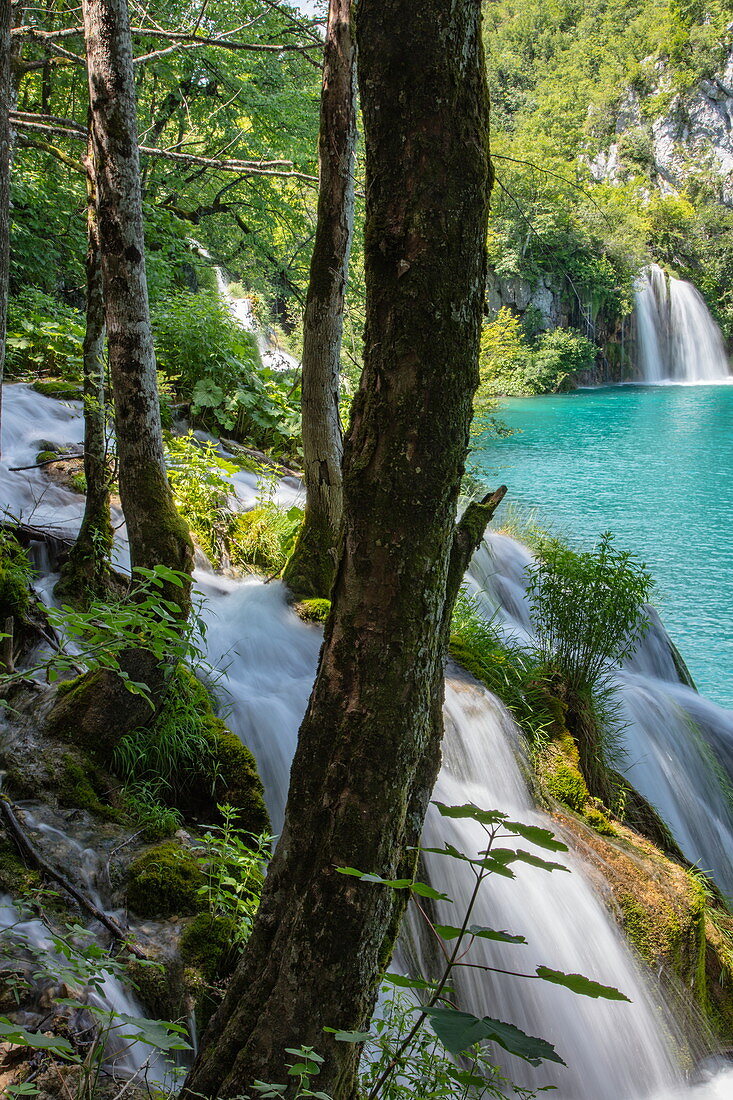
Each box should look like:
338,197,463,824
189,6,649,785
55,132,114,606
282,0,356,599
181,0,492,1096
81,0,192,608
0,0,12,458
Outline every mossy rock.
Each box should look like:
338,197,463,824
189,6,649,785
180,912,239,982
536,734,590,814
295,598,331,624
55,752,119,821
169,667,270,836
0,835,41,897
126,840,204,919
32,380,83,401
124,953,185,1020
557,809,729,1038
0,533,32,625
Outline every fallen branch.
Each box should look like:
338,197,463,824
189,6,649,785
0,797,146,959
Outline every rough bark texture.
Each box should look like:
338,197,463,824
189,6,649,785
282,0,356,599
55,137,114,605
181,1,492,1096
81,0,192,606
0,0,12,457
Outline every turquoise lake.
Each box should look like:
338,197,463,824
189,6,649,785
474,384,733,708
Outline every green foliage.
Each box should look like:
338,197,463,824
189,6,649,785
478,309,595,396
165,432,236,561
194,805,273,944
450,592,557,745
153,290,302,456
526,532,653,693
228,503,303,575
5,290,85,380
0,531,33,625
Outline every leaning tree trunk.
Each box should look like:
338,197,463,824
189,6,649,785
282,0,356,599
81,0,191,603
181,0,493,1096
55,134,114,606
0,0,12,457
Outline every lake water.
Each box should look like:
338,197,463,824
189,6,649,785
473,383,733,707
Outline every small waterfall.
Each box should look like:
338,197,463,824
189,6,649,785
634,264,730,384
213,267,300,374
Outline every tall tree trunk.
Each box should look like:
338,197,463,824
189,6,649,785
0,0,12,458
55,134,114,606
181,0,492,1096
81,0,192,606
282,0,356,599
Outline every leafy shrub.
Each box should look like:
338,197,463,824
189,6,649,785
5,289,85,379
194,805,272,944
526,531,653,693
478,310,594,396
228,503,303,576
165,432,236,561
153,290,301,457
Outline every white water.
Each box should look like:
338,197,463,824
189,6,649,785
635,264,731,384
214,267,300,374
3,385,733,1097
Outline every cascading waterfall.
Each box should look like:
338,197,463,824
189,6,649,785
634,264,731,384
4,383,733,1096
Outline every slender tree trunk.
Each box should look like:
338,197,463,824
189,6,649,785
81,0,192,607
282,0,356,599
55,134,114,606
181,1,492,1096
0,0,12,458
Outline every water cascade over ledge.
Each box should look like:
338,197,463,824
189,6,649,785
3,384,733,1097
635,264,731,384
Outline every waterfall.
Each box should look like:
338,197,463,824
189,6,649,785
634,264,731,384
4,383,733,1097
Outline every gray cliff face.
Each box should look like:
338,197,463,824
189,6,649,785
588,34,733,202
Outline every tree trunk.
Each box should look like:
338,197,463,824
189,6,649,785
81,0,192,608
55,133,114,606
0,0,12,458
181,0,492,1096
282,0,356,599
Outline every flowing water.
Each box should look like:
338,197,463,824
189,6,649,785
2,383,733,1097
635,265,731,384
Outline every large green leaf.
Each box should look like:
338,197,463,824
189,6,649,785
535,967,630,1001
433,802,509,825
503,821,568,852
434,923,527,944
424,1006,565,1066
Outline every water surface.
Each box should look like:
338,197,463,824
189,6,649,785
474,383,733,706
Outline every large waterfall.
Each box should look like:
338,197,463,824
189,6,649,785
3,383,733,1097
635,264,731,384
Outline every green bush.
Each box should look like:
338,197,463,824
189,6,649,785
165,432,237,561
5,289,85,380
478,310,595,396
526,531,653,693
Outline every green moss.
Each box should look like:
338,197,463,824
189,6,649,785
56,753,119,820
125,955,185,1019
35,450,58,464
69,472,87,495
0,533,32,625
584,806,616,836
126,840,205,919
32,380,83,400
165,667,270,836
295,598,331,624
0,836,40,896
179,913,239,982
539,734,590,813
